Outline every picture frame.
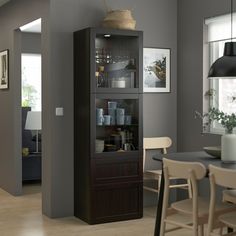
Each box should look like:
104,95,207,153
0,49,9,90
143,47,170,93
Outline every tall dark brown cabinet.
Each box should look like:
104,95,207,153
74,27,143,224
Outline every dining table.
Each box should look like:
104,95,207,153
152,151,236,236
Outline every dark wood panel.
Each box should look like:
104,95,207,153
91,182,143,223
74,28,91,221
94,161,140,182
91,153,143,184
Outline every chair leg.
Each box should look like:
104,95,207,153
187,179,192,198
160,172,169,236
193,228,198,236
198,225,204,236
219,227,223,236
193,224,199,236
158,176,161,192
160,221,166,236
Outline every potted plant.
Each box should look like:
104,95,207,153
195,107,236,134
195,108,236,162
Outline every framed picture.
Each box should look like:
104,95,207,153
0,49,9,89
143,47,170,93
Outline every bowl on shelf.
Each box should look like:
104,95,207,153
104,144,117,152
203,146,221,158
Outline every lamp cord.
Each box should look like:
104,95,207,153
231,0,233,41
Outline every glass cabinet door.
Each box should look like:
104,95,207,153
95,97,139,154
95,34,139,90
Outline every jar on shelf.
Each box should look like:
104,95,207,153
111,77,126,88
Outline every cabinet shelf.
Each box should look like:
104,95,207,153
97,64,137,73
96,124,138,127
95,88,139,94
94,150,140,159
97,150,138,154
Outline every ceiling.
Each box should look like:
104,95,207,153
0,0,41,33
20,18,41,33
0,0,10,7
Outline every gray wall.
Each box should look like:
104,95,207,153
1,0,227,218
177,0,230,151
48,0,178,214
0,0,49,196
22,32,41,54
46,0,234,215
177,0,231,199
0,0,178,217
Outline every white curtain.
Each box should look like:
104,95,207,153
205,13,236,42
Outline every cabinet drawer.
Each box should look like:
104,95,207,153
92,182,143,223
93,161,141,183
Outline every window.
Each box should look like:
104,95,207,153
21,54,41,111
205,14,236,133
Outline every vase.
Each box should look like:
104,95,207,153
221,129,236,163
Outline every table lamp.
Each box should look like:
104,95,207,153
25,111,42,153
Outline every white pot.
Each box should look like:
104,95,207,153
221,134,236,163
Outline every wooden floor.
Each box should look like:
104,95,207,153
0,184,196,236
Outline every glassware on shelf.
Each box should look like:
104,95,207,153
105,49,112,64
124,115,132,125
95,48,137,89
112,49,129,63
96,48,134,66
96,108,104,126
96,48,113,65
95,33,140,90
108,101,117,109
123,143,135,151
95,48,102,64
116,108,125,125
119,129,126,146
95,49,99,63
108,101,117,125
107,109,115,125
103,115,111,125
95,98,139,152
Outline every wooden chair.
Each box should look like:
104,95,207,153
143,137,192,197
207,165,236,236
223,190,236,204
160,158,208,236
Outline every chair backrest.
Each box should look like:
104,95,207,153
163,158,206,226
143,137,172,169
209,165,236,189
207,165,236,235
163,158,206,180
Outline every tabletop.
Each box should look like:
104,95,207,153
153,151,236,170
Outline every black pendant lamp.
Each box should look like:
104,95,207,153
208,0,236,78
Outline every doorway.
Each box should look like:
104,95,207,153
20,19,42,193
